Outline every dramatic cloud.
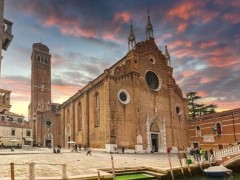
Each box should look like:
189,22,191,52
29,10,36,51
3,0,240,119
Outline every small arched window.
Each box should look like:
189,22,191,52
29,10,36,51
95,93,100,127
216,123,222,135
37,56,40,62
78,102,82,130
41,57,44,63
196,125,201,136
45,58,48,64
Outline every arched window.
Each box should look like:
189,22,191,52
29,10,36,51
41,57,44,63
216,123,222,135
95,93,100,127
78,102,82,130
37,56,40,62
150,122,159,132
196,125,201,136
45,58,48,64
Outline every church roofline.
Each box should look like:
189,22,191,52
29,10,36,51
60,37,168,108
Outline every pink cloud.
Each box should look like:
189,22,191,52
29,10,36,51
204,46,238,67
200,77,217,84
207,56,238,67
213,101,240,112
1,77,30,102
198,90,207,97
43,15,124,43
200,40,218,49
169,2,200,21
181,71,197,78
44,16,96,38
223,12,240,24
177,23,188,33
168,1,218,32
114,12,131,23
52,84,81,103
170,40,193,49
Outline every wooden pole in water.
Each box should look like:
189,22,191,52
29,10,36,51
62,164,67,180
186,159,192,176
185,149,192,176
208,153,211,167
177,147,185,179
167,148,175,180
10,163,14,180
29,162,35,180
196,155,204,173
97,171,101,180
111,154,116,180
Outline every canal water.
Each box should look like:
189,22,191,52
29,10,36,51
176,172,240,180
116,171,240,180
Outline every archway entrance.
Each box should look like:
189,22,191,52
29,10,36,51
44,133,53,148
46,139,51,148
150,122,160,152
151,134,158,152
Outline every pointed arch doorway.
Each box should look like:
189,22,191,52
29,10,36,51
150,122,160,152
44,133,53,147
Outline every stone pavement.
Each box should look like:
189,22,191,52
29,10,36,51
0,148,186,179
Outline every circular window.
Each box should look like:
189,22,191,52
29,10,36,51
118,89,130,104
149,57,155,64
176,106,182,115
119,92,127,102
145,71,160,91
46,120,52,127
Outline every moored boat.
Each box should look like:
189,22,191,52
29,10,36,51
204,165,232,177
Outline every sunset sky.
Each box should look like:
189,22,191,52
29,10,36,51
1,0,240,119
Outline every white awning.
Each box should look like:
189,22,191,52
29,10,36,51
24,137,33,142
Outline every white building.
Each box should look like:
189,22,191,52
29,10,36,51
0,112,32,147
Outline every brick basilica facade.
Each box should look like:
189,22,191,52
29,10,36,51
29,14,189,152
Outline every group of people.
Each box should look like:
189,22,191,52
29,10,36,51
53,145,61,154
71,144,92,156
112,146,125,154
190,147,214,162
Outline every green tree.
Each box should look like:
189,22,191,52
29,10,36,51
186,92,218,117
206,104,218,114
195,104,208,116
187,92,201,117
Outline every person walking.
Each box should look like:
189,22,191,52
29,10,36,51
121,146,125,154
86,147,91,156
195,147,201,162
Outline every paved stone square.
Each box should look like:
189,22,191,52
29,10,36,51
0,148,184,179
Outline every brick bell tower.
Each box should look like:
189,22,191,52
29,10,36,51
29,43,51,145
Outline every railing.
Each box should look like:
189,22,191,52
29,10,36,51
215,144,240,158
0,162,67,180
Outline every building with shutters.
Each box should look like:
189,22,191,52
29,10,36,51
188,108,240,150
